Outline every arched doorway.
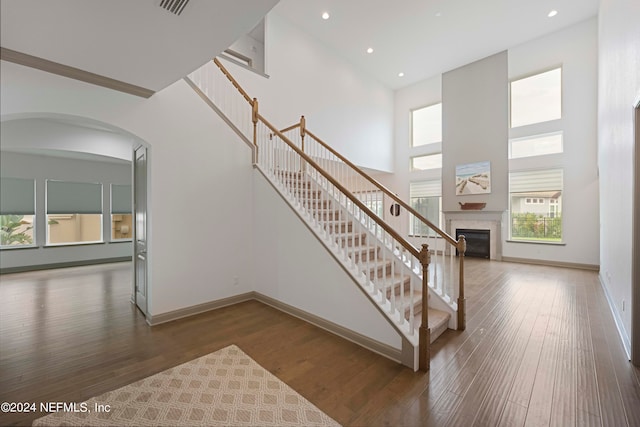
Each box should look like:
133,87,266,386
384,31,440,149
0,113,150,317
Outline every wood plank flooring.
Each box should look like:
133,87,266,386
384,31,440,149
1,259,639,426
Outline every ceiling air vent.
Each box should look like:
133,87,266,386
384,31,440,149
159,0,190,16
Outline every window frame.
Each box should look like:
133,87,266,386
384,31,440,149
509,66,563,129
408,180,442,237
410,153,443,171
0,177,37,250
508,169,564,244
45,179,104,247
410,102,443,148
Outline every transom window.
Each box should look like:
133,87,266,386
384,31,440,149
510,132,563,159
411,153,442,171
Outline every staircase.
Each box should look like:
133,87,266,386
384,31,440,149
185,58,467,371
280,171,451,344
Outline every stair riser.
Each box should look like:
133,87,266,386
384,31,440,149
302,200,333,209
338,234,366,247
404,301,422,321
384,278,412,299
313,211,343,221
350,247,380,263
368,263,393,279
325,222,353,233
293,190,324,199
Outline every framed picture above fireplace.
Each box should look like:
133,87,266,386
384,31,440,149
455,161,491,195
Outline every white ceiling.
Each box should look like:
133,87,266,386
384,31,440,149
0,0,279,92
0,0,599,93
273,0,599,89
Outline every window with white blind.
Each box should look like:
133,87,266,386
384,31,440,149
509,169,563,242
46,180,103,245
0,177,36,247
409,180,442,237
111,184,132,241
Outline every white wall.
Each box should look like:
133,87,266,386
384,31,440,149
598,0,640,355
0,151,132,269
503,18,599,266
1,60,255,316
221,11,395,172
252,172,402,350
388,75,443,199
387,19,599,267
1,118,134,160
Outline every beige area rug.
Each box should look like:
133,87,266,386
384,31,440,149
32,345,340,427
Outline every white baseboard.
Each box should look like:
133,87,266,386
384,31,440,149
146,291,404,366
598,273,631,360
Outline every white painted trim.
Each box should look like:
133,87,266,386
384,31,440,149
502,256,599,271
146,292,254,326
144,290,405,367
599,273,631,360
253,292,403,364
632,94,640,365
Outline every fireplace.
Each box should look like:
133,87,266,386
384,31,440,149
456,228,490,258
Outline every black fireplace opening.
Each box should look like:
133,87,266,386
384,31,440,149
456,228,490,259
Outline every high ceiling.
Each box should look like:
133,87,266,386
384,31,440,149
0,0,278,93
273,0,599,89
0,1,599,93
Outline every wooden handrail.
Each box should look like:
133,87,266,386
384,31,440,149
257,113,421,260
280,123,300,134
213,57,253,105
304,128,458,246
211,57,456,248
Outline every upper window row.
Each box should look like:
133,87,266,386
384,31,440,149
409,67,562,163
510,67,562,128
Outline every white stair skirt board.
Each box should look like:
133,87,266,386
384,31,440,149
262,168,454,351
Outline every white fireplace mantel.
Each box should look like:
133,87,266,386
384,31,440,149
443,211,506,260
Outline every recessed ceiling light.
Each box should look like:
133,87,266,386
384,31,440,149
435,12,442,17
322,12,330,20
366,47,374,54
548,10,558,17
398,72,405,77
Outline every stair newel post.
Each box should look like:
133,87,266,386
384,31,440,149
418,243,431,372
457,235,467,331
252,97,259,164
300,115,306,172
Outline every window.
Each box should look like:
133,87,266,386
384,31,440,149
111,184,132,240
509,169,563,242
411,103,442,147
510,68,561,128
510,132,563,159
46,180,103,245
409,180,442,236
411,153,442,171
0,177,35,247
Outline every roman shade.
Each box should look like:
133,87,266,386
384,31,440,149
46,180,102,214
410,180,442,198
111,184,132,214
0,177,35,215
509,169,563,193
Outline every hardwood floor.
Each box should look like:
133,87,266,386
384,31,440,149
1,260,639,426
